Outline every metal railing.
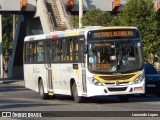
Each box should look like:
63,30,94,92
59,0,73,29
43,0,55,31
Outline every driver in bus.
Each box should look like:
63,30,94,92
89,45,97,64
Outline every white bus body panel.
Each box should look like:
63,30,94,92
24,63,83,96
24,64,47,92
52,63,83,95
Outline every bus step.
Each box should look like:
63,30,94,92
82,93,87,96
48,90,54,96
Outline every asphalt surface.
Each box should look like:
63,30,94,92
1,77,160,120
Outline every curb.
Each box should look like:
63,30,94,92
0,80,17,84
0,80,25,86
10,81,25,86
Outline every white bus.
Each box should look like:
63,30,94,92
24,26,145,103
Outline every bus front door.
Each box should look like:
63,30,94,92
45,41,54,95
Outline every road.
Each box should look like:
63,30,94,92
0,82,160,120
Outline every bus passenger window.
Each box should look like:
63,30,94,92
69,39,73,61
72,38,78,61
33,43,37,62
53,40,61,62
75,39,78,61
25,43,30,63
36,41,44,62
62,39,70,62
69,38,78,62
28,42,36,63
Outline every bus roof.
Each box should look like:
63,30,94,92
24,26,138,41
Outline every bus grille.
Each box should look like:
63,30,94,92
108,87,127,92
105,82,129,85
99,74,135,80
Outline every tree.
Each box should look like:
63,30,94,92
2,14,13,61
73,15,79,28
81,9,113,26
118,0,160,61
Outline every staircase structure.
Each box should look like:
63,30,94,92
36,0,73,33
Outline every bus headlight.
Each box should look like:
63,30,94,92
132,74,144,84
88,77,102,86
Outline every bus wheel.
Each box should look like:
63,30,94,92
39,80,49,99
72,82,83,103
119,95,129,102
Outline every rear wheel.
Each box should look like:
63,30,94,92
119,95,129,102
72,82,83,103
39,80,49,99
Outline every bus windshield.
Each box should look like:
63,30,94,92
88,40,143,73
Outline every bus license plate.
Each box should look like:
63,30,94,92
134,87,143,91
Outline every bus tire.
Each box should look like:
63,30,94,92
72,82,83,103
39,80,49,99
119,95,129,102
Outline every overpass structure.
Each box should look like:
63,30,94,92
0,0,160,78
0,0,74,78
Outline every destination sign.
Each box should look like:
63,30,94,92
95,43,111,47
91,64,111,69
93,31,134,38
88,29,140,40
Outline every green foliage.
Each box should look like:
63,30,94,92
2,14,13,61
82,9,113,26
117,0,160,60
72,15,79,28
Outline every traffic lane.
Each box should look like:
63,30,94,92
0,84,71,111
1,83,160,103
0,83,160,112
0,83,160,104
0,83,160,120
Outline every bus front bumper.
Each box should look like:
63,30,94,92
85,81,145,97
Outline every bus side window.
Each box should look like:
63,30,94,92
25,43,29,63
33,43,37,62
69,37,78,62
36,41,44,62
72,38,78,62
69,39,73,61
62,38,70,62
52,40,56,62
75,38,78,61
29,42,34,62
53,40,61,62
26,42,37,63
